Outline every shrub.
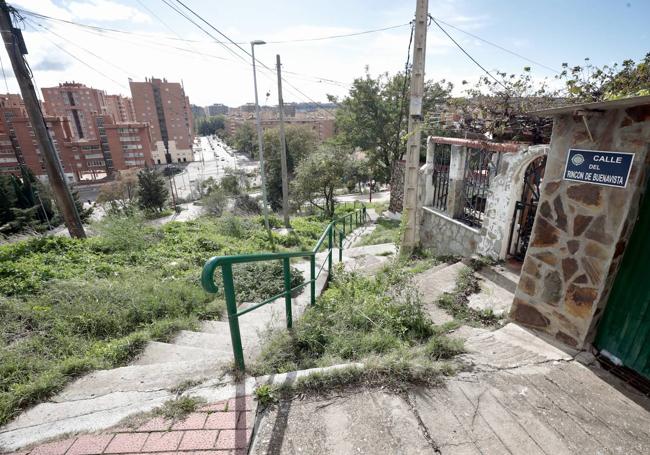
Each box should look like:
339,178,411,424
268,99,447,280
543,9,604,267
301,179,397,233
91,214,155,252
252,267,436,374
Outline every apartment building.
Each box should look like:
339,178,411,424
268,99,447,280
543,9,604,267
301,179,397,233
0,94,153,182
225,117,335,143
129,77,194,164
105,94,136,123
41,82,109,141
207,103,228,116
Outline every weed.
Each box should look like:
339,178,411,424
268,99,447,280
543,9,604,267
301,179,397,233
435,267,501,328
254,384,278,408
154,396,204,420
424,336,465,360
0,213,329,424
170,379,203,395
357,218,401,246
251,265,464,381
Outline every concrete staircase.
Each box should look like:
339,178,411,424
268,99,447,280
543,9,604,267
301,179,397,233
0,214,390,452
413,260,519,340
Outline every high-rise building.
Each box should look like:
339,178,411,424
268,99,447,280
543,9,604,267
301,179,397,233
129,77,194,164
41,82,109,141
0,94,153,182
207,103,228,116
105,94,137,123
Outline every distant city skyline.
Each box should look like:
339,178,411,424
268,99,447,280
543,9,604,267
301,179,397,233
6,0,650,107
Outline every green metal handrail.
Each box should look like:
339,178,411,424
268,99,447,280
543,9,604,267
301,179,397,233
201,205,368,370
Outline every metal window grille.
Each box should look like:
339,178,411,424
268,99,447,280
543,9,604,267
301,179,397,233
431,143,451,211
460,148,494,228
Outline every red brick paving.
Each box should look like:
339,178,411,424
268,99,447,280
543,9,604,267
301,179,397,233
8,396,256,455
177,430,218,451
67,435,113,455
170,413,208,431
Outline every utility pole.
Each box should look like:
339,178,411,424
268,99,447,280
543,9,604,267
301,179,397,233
250,40,273,239
401,0,428,253
276,54,290,228
0,2,85,238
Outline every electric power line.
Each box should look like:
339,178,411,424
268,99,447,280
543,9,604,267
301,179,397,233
168,0,338,118
0,52,9,93
24,20,129,90
16,8,409,46
430,16,561,74
429,15,509,92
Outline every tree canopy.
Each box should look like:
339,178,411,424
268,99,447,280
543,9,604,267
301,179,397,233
558,53,650,102
195,115,226,136
232,122,257,158
330,69,453,184
292,145,354,218
263,125,318,212
137,168,168,212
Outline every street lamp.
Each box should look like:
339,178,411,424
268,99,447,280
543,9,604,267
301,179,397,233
251,40,272,238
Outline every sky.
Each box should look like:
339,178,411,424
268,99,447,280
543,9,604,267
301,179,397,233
4,0,649,107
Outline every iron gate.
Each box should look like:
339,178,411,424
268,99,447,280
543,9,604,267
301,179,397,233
431,143,451,211
507,156,546,261
460,148,494,227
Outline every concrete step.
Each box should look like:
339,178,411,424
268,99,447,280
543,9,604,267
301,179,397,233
412,261,469,325
133,341,220,366
174,329,241,351
467,269,515,317
52,359,227,402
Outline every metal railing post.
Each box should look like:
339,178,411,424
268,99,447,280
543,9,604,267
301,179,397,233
310,254,316,305
282,258,292,329
222,263,245,371
363,207,367,223
339,230,344,262
327,224,333,280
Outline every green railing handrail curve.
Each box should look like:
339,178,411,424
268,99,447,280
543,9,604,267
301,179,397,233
200,205,369,370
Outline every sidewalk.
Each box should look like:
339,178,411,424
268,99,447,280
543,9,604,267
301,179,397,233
250,324,650,454
5,396,255,455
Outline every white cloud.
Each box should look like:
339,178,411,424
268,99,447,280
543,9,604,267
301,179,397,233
12,0,150,24
5,0,506,106
67,0,151,24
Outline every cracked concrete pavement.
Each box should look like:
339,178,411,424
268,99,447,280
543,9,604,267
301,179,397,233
250,323,650,454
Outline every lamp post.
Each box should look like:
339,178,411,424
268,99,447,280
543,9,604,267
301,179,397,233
251,40,272,237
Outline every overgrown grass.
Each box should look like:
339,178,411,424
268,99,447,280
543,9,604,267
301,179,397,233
250,264,464,380
0,213,326,425
357,218,401,246
436,266,501,327
154,396,205,420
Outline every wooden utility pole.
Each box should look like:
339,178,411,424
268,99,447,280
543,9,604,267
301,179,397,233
276,54,290,228
401,0,428,252
0,2,85,238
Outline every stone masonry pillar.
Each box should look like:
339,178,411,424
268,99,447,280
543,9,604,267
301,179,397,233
446,145,467,218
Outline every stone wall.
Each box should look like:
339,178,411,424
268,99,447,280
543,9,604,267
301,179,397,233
510,105,650,348
418,137,541,259
477,145,549,259
420,207,480,257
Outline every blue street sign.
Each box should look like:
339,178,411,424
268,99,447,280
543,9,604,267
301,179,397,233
563,149,634,188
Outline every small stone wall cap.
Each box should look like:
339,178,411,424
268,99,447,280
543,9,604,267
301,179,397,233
530,95,650,116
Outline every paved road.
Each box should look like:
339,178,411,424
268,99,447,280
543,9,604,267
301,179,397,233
172,136,257,200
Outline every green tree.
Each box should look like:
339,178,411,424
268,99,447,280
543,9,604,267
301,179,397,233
558,54,650,102
457,68,557,144
0,171,56,234
292,145,353,218
263,125,318,212
196,115,226,136
233,122,257,158
137,168,168,212
96,169,139,215
331,69,452,210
